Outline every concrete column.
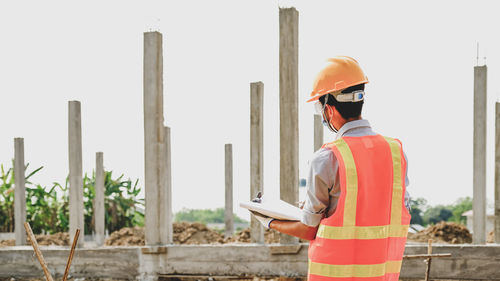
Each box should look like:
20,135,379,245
250,81,264,243
473,65,487,244
279,7,299,244
225,144,234,238
314,114,323,152
14,138,26,245
95,152,105,246
495,102,500,243
143,31,167,245
68,100,84,247
159,126,173,244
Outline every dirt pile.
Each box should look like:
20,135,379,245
487,231,495,243
34,232,69,246
228,228,280,243
0,232,69,247
174,222,225,244
407,221,472,244
0,239,14,247
105,222,227,246
105,226,144,246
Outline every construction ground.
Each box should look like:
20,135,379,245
1,222,500,280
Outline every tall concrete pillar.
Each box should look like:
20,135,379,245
314,114,323,152
95,152,105,246
225,144,234,238
279,7,299,244
160,126,173,244
68,100,84,247
14,138,26,245
473,65,487,244
495,102,500,243
144,31,167,245
250,81,264,243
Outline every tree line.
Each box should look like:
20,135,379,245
409,197,472,226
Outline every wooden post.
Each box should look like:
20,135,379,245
68,101,84,247
225,144,234,238
425,239,433,281
279,7,299,244
24,222,54,281
95,152,105,246
250,81,264,243
63,229,80,281
14,138,27,245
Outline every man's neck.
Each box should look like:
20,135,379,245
335,116,362,131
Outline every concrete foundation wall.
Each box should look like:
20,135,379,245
0,246,139,279
2,244,500,280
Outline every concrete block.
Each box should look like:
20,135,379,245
2,244,500,279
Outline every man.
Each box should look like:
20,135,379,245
252,56,411,280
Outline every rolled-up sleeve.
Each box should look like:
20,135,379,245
404,152,411,211
301,148,336,227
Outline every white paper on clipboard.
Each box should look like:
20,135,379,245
239,200,302,221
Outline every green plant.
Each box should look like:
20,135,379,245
83,170,143,234
26,182,67,234
409,197,427,225
0,163,15,232
0,162,56,233
448,197,472,225
175,208,248,225
0,161,143,235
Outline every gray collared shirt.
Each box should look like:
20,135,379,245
301,119,411,227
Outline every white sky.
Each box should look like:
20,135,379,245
1,1,499,220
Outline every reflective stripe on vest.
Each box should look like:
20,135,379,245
308,135,411,281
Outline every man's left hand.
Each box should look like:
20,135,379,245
251,211,274,229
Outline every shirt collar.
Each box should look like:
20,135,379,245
335,119,372,140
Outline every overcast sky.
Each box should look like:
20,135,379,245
1,0,499,219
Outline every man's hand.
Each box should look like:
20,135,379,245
268,220,319,241
251,211,274,229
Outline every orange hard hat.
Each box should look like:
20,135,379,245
307,56,368,103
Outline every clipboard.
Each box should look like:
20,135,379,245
239,199,303,221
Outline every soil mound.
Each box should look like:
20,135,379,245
0,239,15,247
104,222,226,246
228,228,280,244
407,221,472,244
34,232,69,246
174,222,224,244
105,226,144,246
0,232,69,247
487,230,495,243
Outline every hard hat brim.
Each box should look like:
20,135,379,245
306,80,368,103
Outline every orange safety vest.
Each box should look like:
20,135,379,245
308,135,411,281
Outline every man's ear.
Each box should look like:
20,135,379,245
325,104,336,119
